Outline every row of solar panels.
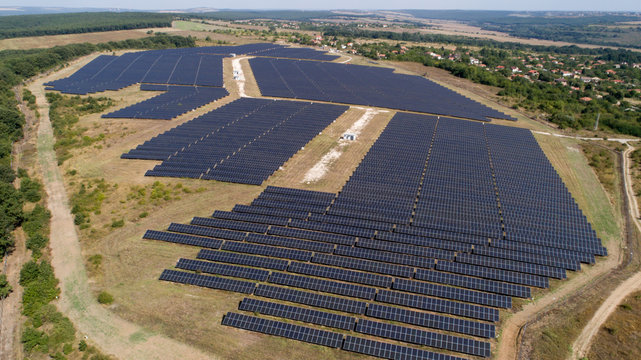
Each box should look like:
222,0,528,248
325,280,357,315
44,43,339,95
249,57,516,122
161,270,490,358
102,85,228,120
121,98,347,184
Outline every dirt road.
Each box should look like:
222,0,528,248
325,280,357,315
570,143,641,359
31,58,213,360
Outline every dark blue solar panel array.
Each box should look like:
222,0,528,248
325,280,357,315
149,112,605,359
45,44,339,95
45,52,227,94
120,98,347,184
249,57,516,121
102,85,228,120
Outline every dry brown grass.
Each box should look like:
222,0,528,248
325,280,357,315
266,108,395,193
239,57,262,97
0,28,175,50
586,290,641,360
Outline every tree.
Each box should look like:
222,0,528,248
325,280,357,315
0,274,12,298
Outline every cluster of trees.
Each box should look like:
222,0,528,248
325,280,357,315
0,12,173,39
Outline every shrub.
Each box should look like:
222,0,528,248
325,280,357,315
0,274,12,298
97,291,114,305
26,233,48,256
63,343,73,355
110,219,124,228
78,339,88,351
20,261,60,317
20,177,43,202
22,326,48,353
22,204,51,238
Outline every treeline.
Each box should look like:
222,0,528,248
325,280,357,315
0,34,195,256
189,10,365,21
0,12,173,39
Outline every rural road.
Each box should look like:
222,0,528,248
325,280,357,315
32,60,213,360
570,142,641,359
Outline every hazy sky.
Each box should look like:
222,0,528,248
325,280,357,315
7,1,641,11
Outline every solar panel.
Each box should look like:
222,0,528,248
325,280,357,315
255,284,367,314
222,312,344,348
159,269,256,294
342,335,469,360
238,298,356,330
366,303,495,338
197,249,288,271
376,289,499,322
288,261,392,288
175,258,269,281
143,230,223,249
355,319,491,357
268,272,376,300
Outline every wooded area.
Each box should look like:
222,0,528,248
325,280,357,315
0,12,173,39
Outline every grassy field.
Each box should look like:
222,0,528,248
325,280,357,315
587,290,641,360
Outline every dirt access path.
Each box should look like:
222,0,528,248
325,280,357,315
31,58,213,360
570,143,641,359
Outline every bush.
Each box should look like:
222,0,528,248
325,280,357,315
22,326,48,353
97,291,114,305
63,342,73,355
26,233,48,256
22,204,51,238
88,254,102,269
78,339,88,351
19,177,43,202
20,261,60,317
0,274,12,298
110,219,124,228
0,164,16,183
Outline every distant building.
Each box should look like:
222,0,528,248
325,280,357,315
342,133,357,141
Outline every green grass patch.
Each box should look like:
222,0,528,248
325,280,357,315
45,92,113,164
97,291,114,305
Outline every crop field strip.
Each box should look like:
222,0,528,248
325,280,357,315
122,97,348,185
249,57,516,122
144,113,605,359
